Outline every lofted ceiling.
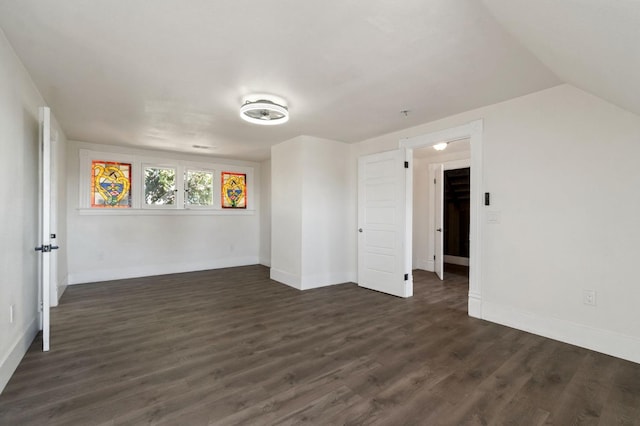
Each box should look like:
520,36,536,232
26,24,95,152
482,0,640,120
7,0,628,161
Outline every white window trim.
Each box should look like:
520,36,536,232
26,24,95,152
78,149,255,215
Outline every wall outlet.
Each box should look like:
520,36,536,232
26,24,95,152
9,304,14,323
583,290,597,306
487,211,501,224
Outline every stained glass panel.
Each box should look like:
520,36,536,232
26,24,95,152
91,161,132,208
221,172,247,208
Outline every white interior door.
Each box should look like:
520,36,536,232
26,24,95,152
358,149,412,298
434,164,444,280
37,106,53,352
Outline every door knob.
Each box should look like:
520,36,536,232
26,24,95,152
358,228,363,233
436,228,442,232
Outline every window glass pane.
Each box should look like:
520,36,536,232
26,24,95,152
221,172,247,208
91,160,132,208
144,167,176,205
186,170,214,206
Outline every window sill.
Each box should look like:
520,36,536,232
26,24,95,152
77,208,255,216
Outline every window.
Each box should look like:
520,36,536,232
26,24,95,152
79,149,254,214
186,169,214,207
144,166,176,206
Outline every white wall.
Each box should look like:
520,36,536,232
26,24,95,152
301,137,356,288
259,159,271,267
270,138,303,286
354,84,640,363
271,136,355,289
66,141,261,284
0,29,68,393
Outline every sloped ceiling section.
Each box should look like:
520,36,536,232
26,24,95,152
482,0,640,117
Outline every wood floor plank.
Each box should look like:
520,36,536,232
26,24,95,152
1,264,639,425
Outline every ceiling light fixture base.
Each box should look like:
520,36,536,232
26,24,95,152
240,94,289,126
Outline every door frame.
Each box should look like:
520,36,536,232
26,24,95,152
400,120,483,318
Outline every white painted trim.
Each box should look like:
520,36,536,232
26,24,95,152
56,274,68,304
404,148,414,298
443,158,471,171
468,292,482,318
50,274,68,307
77,208,256,216
483,301,640,365
415,258,434,272
444,255,469,266
301,273,351,290
68,257,259,285
270,268,302,290
259,259,272,268
57,283,67,303
401,119,483,318
0,318,38,394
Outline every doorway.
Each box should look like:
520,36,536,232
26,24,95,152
444,165,470,269
400,119,483,318
443,166,470,290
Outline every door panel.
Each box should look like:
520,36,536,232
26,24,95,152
434,164,444,280
358,149,411,298
38,106,51,351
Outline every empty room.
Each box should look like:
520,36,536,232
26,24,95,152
1,1,639,424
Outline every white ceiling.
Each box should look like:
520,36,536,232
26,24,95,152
482,0,640,118
0,1,575,160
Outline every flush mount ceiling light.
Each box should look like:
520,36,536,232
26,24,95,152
433,142,448,151
240,95,289,126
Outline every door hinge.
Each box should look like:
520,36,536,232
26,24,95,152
404,161,409,169
404,273,409,281
433,255,436,260
434,178,436,184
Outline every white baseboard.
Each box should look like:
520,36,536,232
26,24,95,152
51,274,68,307
259,258,271,268
301,271,353,290
415,259,435,272
57,280,68,302
68,256,260,284
270,268,302,290
468,291,482,319
482,301,640,365
444,255,469,266
270,269,355,291
0,318,38,394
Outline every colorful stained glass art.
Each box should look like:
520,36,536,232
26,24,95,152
91,161,132,208
221,172,247,208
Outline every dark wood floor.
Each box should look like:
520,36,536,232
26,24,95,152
1,265,639,425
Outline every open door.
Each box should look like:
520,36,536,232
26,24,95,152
36,106,56,352
357,149,412,298
434,164,444,280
